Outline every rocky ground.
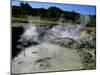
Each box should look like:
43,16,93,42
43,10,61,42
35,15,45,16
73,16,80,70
12,42,83,74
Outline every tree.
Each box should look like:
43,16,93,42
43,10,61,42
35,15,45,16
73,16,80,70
46,7,63,21
20,2,33,16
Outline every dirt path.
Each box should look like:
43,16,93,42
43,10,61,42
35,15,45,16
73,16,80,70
12,42,83,74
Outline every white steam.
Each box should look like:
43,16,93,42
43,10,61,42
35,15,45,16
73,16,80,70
79,15,90,25
18,15,90,48
19,25,39,43
18,17,40,43
48,25,81,40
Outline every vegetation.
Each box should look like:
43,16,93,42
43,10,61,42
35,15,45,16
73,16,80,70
12,2,96,26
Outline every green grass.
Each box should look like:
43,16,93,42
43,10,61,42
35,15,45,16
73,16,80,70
12,17,73,26
12,17,59,25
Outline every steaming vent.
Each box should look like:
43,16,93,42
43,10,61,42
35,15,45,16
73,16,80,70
17,15,91,50
50,25,81,40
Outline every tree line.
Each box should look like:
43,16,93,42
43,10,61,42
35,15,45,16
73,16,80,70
12,2,96,26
